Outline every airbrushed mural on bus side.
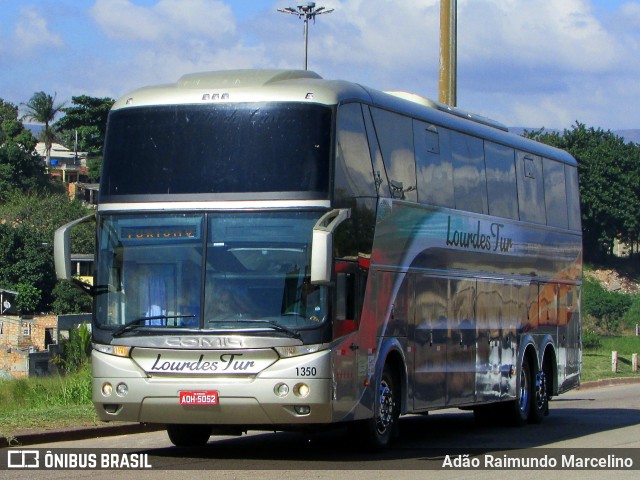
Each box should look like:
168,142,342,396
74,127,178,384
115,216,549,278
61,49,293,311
349,197,581,416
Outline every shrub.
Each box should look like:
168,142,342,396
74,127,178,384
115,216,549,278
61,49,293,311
583,276,632,333
621,294,640,331
582,328,602,349
52,323,92,374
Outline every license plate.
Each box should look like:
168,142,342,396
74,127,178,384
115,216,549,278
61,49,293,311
179,390,219,405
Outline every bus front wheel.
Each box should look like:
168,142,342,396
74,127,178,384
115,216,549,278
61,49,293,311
166,424,212,447
357,364,400,450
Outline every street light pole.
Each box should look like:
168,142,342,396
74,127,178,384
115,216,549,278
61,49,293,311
278,2,334,70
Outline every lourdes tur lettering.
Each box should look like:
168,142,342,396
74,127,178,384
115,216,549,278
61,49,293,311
446,216,513,253
150,353,255,373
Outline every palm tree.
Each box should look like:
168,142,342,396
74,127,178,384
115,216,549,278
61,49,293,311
22,91,66,165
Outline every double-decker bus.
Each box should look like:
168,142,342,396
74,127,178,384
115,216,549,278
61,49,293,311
55,69,581,449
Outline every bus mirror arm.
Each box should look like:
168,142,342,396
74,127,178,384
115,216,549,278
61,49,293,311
54,214,96,293
310,209,351,285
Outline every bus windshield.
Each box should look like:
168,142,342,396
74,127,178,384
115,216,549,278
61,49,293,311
94,212,328,336
100,103,332,200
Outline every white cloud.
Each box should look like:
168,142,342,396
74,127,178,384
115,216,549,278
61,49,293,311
90,0,236,42
14,6,64,52
4,0,637,130
458,0,620,72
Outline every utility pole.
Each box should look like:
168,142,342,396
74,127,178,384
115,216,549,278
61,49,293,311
278,2,334,70
438,0,457,106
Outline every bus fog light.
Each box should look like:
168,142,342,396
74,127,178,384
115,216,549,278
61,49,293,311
294,405,311,415
102,383,113,397
274,383,290,397
116,383,128,397
294,383,310,398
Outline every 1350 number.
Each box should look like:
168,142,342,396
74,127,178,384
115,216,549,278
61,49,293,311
296,367,317,377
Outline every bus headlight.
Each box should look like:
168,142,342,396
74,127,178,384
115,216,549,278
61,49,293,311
93,343,131,358
293,383,310,398
274,383,290,397
116,383,129,397
102,383,113,397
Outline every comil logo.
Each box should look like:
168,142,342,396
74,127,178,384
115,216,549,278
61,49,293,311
7,450,39,468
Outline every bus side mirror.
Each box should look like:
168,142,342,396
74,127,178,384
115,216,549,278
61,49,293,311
54,214,95,292
310,209,351,285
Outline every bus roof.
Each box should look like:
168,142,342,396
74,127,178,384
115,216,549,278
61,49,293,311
112,69,577,166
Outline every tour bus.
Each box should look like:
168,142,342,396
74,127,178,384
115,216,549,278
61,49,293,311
55,69,582,449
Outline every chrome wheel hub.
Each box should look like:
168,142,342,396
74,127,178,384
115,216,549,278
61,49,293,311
376,379,395,434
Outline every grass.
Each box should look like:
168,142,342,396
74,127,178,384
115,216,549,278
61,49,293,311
581,335,640,382
0,364,97,441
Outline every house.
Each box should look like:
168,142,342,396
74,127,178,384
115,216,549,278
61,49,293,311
35,142,88,186
71,254,94,285
0,315,58,378
0,313,91,379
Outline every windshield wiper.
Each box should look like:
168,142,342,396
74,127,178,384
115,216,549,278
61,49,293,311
209,318,302,341
112,314,196,337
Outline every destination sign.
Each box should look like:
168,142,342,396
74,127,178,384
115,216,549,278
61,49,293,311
120,225,201,242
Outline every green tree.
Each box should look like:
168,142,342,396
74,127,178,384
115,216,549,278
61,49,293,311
0,99,22,145
0,99,51,198
0,223,55,312
56,95,114,183
56,95,114,157
87,156,103,182
527,123,640,261
0,191,94,312
15,283,42,314
52,281,92,314
21,91,66,165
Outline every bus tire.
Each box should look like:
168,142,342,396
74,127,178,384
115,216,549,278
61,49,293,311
510,356,533,426
166,424,211,447
530,364,548,424
359,364,400,450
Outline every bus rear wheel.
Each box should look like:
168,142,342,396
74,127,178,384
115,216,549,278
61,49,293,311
167,424,212,447
510,356,533,426
530,363,549,424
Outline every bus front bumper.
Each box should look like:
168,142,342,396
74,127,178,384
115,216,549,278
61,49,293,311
92,350,333,426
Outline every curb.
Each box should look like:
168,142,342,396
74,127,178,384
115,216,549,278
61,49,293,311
3,378,639,448
577,376,640,390
1,422,165,448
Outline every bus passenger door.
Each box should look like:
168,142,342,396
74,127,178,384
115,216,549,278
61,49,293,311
447,279,476,406
412,276,448,411
331,260,364,421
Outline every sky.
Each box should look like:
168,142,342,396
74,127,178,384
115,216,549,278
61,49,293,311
0,0,639,130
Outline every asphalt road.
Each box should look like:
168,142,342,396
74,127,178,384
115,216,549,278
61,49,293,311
2,383,640,479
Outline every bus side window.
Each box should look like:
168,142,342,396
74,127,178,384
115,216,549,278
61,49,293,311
516,152,546,224
414,121,454,208
543,157,569,229
334,103,378,203
451,131,488,214
369,107,417,202
362,106,391,198
484,141,518,220
565,164,581,231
